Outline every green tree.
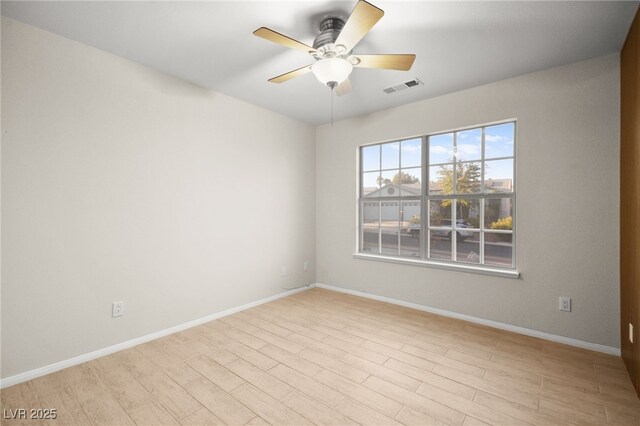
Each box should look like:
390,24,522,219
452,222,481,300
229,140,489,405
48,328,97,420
437,162,481,218
392,171,420,185
377,172,420,187
376,176,391,187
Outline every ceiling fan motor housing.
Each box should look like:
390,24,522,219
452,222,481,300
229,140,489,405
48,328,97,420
313,18,346,55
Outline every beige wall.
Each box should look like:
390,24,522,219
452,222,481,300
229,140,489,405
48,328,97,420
316,54,620,348
1,18,315,379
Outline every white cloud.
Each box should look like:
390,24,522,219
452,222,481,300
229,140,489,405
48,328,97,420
485,134,513,144
456,144,480,157
402,144,420,153
458,132,481,142
430,146,449,154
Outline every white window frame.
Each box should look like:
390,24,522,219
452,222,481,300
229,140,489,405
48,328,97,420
355,119,519,279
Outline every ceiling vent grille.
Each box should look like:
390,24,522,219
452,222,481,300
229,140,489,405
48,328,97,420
383,78,423,94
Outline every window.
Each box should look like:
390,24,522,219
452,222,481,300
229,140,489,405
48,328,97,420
358,121,516,273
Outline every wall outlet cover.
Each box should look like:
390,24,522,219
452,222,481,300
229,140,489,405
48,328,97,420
112,301,124,317
559,297,571,312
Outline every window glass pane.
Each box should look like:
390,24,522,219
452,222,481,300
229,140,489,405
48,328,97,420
381,201,399,228
362,145,380,171
456,128,482,162
362,201,379,253
400,234,420,258
401,138,422,168
401,201,421,258
429,200,451,227
429,164,453,195
484,159,514,193
484,198,513,230
362,228,379,253
401,201,421,229
429,133,453,164
399,168,421,196
381,142,400,170
456,162,481,194
363,201,379,223
484,233,513,267
381,201,400,255
457,232,480,264
485,123,514,159
362,171,380,197
381,228,399,255
429,231,452,260
379,170,399,197
456,199,480,229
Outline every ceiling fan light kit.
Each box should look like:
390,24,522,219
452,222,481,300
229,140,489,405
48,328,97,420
253,0,416,96
311,57,353,88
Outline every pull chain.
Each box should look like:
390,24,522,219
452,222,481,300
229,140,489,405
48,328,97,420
331,87,334,126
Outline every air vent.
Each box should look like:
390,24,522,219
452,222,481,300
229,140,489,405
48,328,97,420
383,78,423,94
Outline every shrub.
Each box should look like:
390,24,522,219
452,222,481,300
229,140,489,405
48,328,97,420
490,216,512,230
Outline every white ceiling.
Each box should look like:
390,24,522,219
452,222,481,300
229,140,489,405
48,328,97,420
2,1,638,125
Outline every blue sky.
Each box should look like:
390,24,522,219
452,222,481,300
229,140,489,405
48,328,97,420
363,125,514,191
429,122,514,165
485,123,514,159
362,138,422,171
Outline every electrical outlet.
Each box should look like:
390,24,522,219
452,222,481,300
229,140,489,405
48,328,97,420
630,323,634,344
112,301,124,317
304,261,310,271
281,266,287,277
559,297,571,312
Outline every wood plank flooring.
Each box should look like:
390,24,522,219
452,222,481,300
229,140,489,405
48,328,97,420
1,288,639,425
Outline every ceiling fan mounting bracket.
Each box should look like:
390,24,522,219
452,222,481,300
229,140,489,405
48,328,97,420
313,17,346,51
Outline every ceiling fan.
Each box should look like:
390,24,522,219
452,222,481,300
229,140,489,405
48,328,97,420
253,0,416,96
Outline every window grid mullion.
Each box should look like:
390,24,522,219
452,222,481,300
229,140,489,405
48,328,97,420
480,198,485,265
377,200,382,254
430,155,513,167
480,126,486,264
428,193,512,200
396,141,404,256
378,145,382,254
453,131,458,195
481,126,486,193
422,136,428,260
451,131,457,262
360,200,363,254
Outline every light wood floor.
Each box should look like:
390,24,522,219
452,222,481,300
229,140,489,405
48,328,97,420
1,288,639,425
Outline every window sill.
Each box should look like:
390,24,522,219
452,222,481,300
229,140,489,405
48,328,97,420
353,253,520,279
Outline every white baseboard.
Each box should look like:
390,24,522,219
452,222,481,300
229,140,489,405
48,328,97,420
315,283,621,356
0,285,314,389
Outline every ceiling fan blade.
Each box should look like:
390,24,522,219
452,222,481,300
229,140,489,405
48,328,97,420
268,64,313,83
335,0,384,51
336,79,352,96
354,54,416,71
253,27,315,53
